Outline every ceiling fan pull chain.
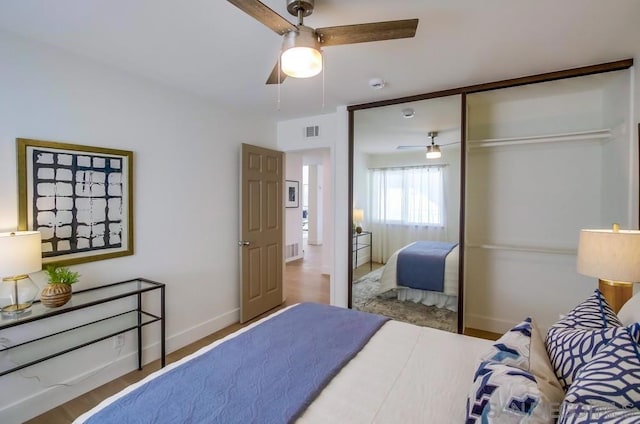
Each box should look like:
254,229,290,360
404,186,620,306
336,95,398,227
277,54,281,110
321,53,325,112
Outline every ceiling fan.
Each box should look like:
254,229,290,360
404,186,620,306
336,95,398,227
396,131,460,159
227,0,419,84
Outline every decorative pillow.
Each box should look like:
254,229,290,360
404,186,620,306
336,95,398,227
559,403,640,423
545,325,632,391
552,290,622,330
481,318,564,406
466,361,554,423
482,318,533,369
563,324,640,410
545,290,626,391
617,292,640,326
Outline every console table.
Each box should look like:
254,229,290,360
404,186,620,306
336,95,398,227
0,278,165,378
353,231,372,271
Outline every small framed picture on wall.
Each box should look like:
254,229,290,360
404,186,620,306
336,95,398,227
285,180,299,208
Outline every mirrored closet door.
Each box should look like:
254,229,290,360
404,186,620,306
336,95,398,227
350,94,463,333
464,69,634,332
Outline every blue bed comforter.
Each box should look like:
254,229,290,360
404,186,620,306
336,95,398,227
397,241,457,292
84,303,388,424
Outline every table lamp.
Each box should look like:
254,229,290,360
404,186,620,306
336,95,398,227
353,209,364,234
576,224,640,313
0,231,42,316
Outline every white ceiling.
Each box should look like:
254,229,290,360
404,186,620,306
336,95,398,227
0,0,638,122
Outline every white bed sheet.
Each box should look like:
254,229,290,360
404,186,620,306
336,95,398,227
378,243,459,311
76,304,490,423
300,319,491,423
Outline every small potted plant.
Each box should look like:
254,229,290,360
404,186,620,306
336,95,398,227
40,265,80,308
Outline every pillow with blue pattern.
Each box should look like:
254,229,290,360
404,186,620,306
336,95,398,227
482,318,533,369
559,403,640,423
545,290,626,391
560,323,640,423
545,325,633,392
552,290,622,330
481,318,564,406
466,360,555,423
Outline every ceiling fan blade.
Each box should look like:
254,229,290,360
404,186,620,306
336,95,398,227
227,0,296,35
396,145,425,150
317,19,419,46
266,61,288,85
397,141,461,150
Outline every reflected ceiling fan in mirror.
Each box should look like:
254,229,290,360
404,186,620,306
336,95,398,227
227,0,419,84
397,131,460,159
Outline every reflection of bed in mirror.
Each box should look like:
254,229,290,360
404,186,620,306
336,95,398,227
378,241,459,311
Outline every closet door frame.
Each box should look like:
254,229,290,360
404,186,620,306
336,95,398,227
346,58,633,334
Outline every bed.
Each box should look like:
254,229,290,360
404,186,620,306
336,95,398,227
377,241,459,311
75,291,640,423
74,302,492,423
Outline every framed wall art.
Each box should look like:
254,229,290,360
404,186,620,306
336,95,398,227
17,138,134,266
285,180,299,208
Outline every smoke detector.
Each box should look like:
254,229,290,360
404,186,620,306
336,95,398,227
401,108,415,118
369,78,386,90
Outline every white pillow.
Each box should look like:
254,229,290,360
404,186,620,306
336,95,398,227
466,361,555,423
617,292,640,326
481,317,565,407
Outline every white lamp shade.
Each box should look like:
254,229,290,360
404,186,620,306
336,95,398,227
280,25,322,79
281,47,322,78
353,209,364,222
577,229,640,282
0,231,42,278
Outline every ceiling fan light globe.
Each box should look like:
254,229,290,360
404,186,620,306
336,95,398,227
281,47,322,78
426,145,442,159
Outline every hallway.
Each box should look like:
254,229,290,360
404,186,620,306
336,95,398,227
284,241,329,305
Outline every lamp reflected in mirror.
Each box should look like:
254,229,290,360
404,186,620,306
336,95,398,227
353,209,364,233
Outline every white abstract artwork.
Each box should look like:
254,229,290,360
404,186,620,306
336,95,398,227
33,150,124,257
18,138,133,265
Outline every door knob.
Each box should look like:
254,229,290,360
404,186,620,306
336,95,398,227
238,241,250,246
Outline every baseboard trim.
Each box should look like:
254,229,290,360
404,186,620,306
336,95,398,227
464,313,516,335
1,308,240,423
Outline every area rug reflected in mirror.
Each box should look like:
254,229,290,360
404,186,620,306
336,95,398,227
352,267,457,333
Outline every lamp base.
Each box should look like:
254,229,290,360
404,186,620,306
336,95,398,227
599,279,633,313
1,302,32,316
0,275,38,317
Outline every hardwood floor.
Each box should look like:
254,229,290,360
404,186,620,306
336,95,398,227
26,242,329,424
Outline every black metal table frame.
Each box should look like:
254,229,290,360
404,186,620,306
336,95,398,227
0,277,165,378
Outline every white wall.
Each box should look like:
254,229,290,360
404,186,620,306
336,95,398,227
306,164,323,245
284,152,303,262
0,31,275,422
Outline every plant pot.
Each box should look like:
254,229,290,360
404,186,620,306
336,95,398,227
40,283,72,308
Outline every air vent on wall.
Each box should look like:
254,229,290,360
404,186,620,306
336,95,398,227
285,243,299,260
305,125,319,138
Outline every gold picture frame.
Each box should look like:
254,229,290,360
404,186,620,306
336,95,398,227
17,138,134,266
